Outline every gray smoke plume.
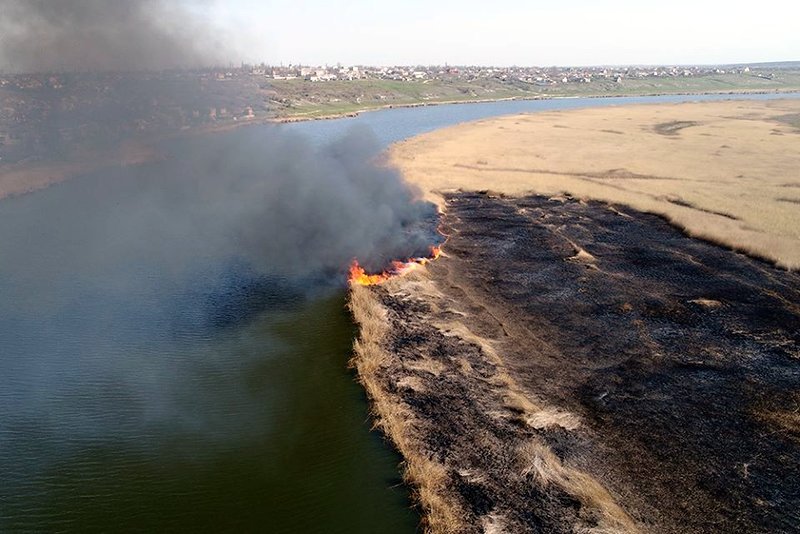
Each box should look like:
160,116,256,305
110,124,439,278
0,0,440,478
0,0,228,72
3,124,438,296
0,123,438,465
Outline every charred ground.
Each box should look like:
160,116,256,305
351,192,800,533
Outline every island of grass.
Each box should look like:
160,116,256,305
350,99,800,532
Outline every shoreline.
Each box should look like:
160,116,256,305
0,140,162,201
389,98,800,269
269,86,800,124
2,88,798,203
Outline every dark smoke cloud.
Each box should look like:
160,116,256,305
3,123,439,304
0,0,229,72
0,0,442,499
119,124,438,278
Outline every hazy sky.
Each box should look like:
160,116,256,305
1,0,797,71
206,0,799,66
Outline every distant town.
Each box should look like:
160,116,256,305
2,62,799,164
262,63,768,83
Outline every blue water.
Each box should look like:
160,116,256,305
1,91,797,533
281,92,800,145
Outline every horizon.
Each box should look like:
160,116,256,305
2,59,798,77
1,1,799,73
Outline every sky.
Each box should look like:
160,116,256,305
1,0,798,71
205,0,800,66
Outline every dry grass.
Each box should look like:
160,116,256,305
525,408,582,431
761,410,800,437
436,315,583,433
350,271,639,531
502,384,582,432
755,392,800,443
516,441,638,533
389,99,800,269
481,513,508,534
348,284,465,533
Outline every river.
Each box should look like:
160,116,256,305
1,92,797,533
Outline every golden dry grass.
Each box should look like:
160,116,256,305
516,441,638,533
348,284,465,533
349,271,633,532
389,99,800,269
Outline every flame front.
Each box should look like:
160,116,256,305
348,261,392,286
348,245,443,286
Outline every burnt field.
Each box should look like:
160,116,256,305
350,192,800,533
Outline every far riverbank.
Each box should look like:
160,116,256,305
272,87,800,123
3,90,800,202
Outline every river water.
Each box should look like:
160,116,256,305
1,92,797,533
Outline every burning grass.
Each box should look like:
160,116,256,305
348,262,638,533
348,246,442,286
348,282,465,533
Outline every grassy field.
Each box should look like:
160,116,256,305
389,99,800,269
352,95,800,534
268,78,525,118
268,71,800,118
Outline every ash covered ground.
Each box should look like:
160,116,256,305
352,191,800,533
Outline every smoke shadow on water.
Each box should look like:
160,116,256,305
0,124,432,532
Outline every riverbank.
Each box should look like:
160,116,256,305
390,98,800,269
349,97,800,532
0,140,161,200
268,67,800,119
3,91,799,203
272,87,800,123
350,192,800,533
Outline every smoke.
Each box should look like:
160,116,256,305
0,2,443,514
0,0,229,72
0,0,441,486
3,124,439,308
0,122,438,458
113,124,438,279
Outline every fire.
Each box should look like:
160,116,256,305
348,245,443,286
348,261,392,286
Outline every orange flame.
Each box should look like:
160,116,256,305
348,245,443,286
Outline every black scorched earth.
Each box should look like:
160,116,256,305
351,192,800,533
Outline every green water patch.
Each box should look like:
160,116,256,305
4,294,417,533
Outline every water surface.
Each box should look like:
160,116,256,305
1,91,798,532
